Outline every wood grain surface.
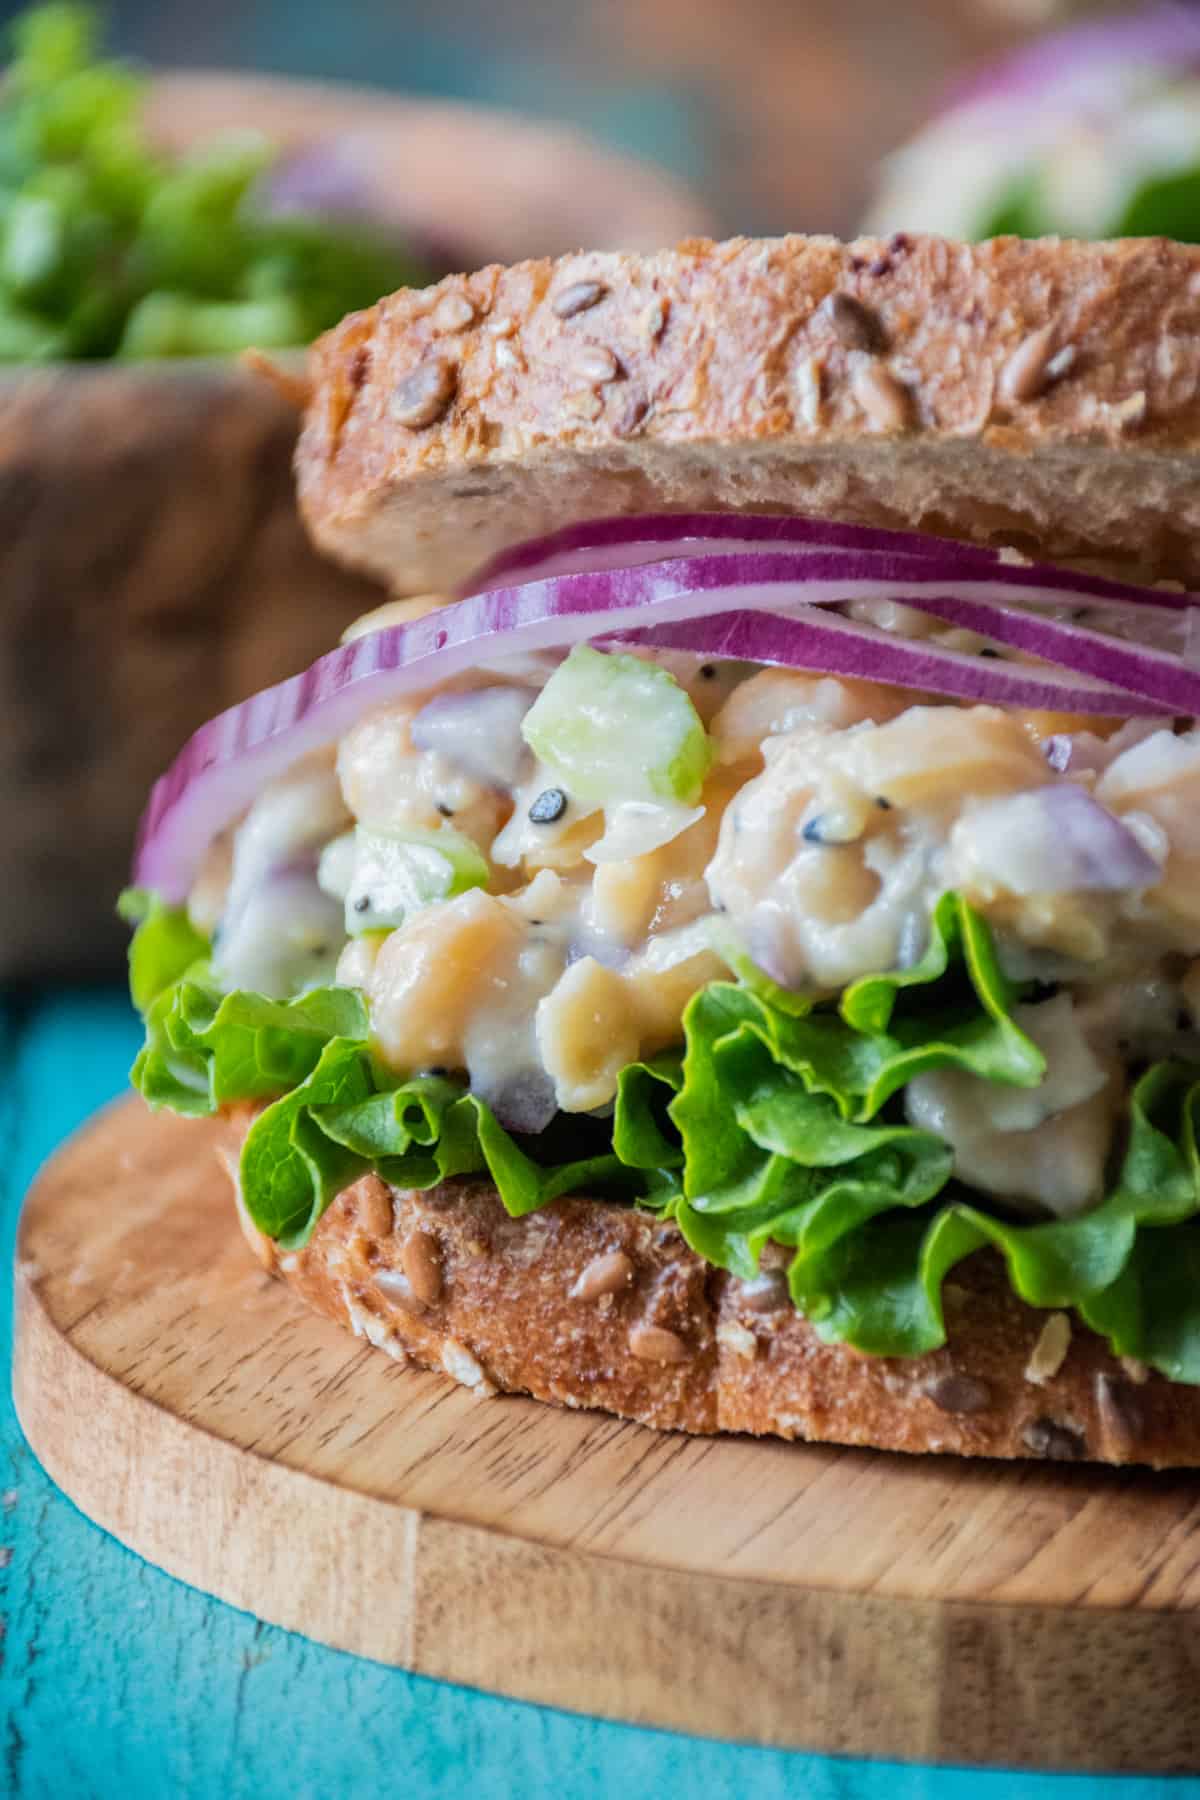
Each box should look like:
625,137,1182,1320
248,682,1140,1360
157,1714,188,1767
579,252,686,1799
13,1097,1200,1774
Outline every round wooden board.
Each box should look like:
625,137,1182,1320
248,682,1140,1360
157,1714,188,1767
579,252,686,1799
13,1101,1200,1773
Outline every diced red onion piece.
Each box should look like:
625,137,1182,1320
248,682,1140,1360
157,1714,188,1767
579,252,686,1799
954,785,1162,897
214,868,344,999
410,685,534,788
475,1067,558,1135
744,904,804,992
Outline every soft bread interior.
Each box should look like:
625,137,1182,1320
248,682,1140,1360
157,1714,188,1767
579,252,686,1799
309,437,1200,595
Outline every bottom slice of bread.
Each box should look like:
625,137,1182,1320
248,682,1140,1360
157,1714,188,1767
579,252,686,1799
226,1131,1200,1466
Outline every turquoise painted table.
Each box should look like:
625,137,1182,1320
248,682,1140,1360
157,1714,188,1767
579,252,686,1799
1,988,1194,1800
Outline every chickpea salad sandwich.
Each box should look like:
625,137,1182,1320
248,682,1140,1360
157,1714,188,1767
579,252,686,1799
124,232,1200,1465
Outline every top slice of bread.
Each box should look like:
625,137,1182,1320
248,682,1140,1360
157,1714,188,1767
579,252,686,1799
297,232,1200,593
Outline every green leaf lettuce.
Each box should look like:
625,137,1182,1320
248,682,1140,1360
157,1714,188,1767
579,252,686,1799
123,889,1200,1383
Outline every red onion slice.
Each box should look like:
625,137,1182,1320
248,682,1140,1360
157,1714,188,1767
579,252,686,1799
617,609,1161,715
463,511,1005,593
135,539,1184,904
900,595,1200,713
462,513,1196,620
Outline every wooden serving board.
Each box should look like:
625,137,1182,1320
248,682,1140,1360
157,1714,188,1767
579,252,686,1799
13,1101,1200,1773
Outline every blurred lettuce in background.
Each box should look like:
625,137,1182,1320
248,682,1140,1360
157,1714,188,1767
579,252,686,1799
0,2,429,359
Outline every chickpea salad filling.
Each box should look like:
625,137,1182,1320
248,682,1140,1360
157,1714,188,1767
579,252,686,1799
124,515,1200,1383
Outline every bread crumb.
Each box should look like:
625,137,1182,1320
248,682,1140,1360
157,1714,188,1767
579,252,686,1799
717,1320,758,1361
340,1287,408,1360
792,355,823,428
442,1338,497,1396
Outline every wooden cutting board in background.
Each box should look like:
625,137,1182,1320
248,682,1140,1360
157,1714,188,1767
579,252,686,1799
13,1099,1200,1775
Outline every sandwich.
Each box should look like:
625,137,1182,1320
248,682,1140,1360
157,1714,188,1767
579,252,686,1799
867,3,1200,246
124,230,1200,1466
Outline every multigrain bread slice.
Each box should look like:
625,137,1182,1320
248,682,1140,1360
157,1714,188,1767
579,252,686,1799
227,1140,1200,1468
296,232,1200,593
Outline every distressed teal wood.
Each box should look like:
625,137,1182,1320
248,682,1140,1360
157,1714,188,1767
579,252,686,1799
0,989,1191,1800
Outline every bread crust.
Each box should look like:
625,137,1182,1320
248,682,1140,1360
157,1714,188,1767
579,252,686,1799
233,1150,1200,1467
297,232,1200,592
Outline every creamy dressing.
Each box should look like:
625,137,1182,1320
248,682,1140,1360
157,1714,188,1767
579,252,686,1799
196,659,1200,1219
905,996,1117,1217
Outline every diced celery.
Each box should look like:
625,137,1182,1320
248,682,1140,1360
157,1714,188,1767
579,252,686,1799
521,645,713,808
321,826,489,936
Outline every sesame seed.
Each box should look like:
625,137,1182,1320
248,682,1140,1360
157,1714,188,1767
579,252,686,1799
628,1323,688,1364
1000,324,1066,404
924,1373,991,1415
614,393,650,437
529,787,568,824
552,279,608,319
571,1251,634,1301
432,292,476,333
852,362,911,433
1044,345,1077,383
824,291,884,352
793,355,824,428
576,345,619,385
1108,390,1148,431
391,358,457,429
641,299,667,341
